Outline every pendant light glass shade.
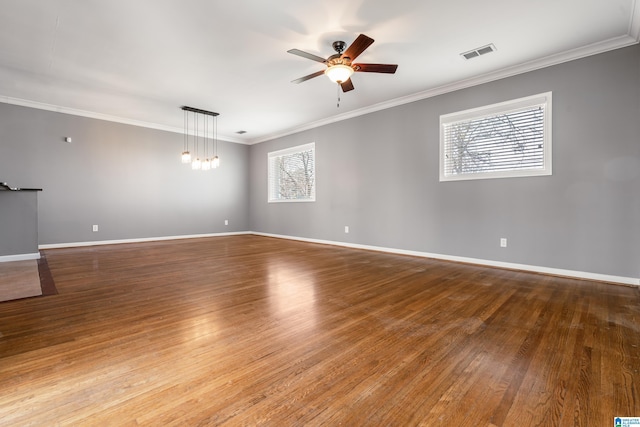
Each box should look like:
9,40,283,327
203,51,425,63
181,151,191,163
192,158,201,170
212,155,220,168
202,158,211,170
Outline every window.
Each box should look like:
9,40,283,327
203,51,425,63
268,143,316,202
440,92,552,181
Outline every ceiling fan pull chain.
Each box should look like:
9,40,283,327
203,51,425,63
337,84,340,108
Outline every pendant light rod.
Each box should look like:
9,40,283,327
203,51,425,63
180,106,219,116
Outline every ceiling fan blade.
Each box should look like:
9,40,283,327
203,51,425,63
291,70,325,84
354,63,398,73
341,34,374,61
287,49,327,63
340,78,354,92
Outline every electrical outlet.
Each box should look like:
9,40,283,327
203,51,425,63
224,219,229,226
500,238,507,247
344,226,349,234
92,225,99,232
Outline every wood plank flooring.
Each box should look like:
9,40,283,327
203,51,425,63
0,235,638,426
0,260,42,302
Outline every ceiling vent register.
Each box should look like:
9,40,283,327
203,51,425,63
461,44,496,60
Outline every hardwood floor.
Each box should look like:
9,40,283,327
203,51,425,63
0,260,41,302
0,235,638,426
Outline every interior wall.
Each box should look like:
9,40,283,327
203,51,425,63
248,44,640,280
0,105,249,245
0,191,39,256
0,45,637,280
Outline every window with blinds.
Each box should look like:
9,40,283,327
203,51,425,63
268,142,316,202
440,92,552,181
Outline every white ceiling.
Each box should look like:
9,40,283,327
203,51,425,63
0,0,638,144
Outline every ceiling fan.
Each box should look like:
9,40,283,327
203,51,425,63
288,34,398,93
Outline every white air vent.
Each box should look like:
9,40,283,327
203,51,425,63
461,44,496,60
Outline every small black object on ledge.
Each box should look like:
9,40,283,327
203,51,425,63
0,182,42,191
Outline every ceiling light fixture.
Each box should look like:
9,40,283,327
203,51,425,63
181,108,191,164
181,106,220,171
324,64,354,83
212,113,220,168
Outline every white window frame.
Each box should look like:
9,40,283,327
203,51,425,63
439,92,552,182
268,142,316,203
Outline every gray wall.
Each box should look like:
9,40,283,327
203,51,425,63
0,105,249,245
249,45,640,280
0,191,39,256
1,45,637,280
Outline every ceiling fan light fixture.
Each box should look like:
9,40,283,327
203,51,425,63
289,34,396,93
325,64,354,83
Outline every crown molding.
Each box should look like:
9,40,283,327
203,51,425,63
1,24,638,147
0,95,247,145
249,34,639,145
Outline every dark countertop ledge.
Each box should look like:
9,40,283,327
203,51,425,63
0,182,42,191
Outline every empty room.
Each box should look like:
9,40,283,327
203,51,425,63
0,1,639,425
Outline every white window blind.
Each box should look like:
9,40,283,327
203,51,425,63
268,143,316,202
440,92,552,181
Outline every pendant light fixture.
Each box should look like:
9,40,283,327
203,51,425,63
180,106,220,171
191,111,201,170
201,112,211,170
212,109,220,168
181,108,191,163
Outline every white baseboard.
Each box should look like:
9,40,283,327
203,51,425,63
251,232,640,287
0,252,41,263
35,231,639,286
38,231,251,250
